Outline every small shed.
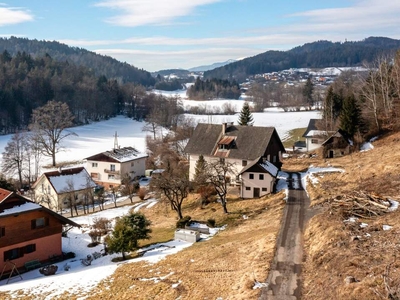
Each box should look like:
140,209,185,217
322,130,352,158
174,229,201,243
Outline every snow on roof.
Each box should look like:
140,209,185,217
259,161,279,177
0,202,41,216
103,146,148,163
49,169,96,194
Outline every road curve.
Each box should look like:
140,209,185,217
259,172,309,300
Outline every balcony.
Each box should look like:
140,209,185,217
104,169,120,175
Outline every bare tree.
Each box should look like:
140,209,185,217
205,160,236,214
121,174,139,204
1,131,29,189
29,101,77,167
151,157,190,220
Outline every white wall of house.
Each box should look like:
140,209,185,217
305,137,324,152
86,158,146,188
240,171,275,199
33,177,60,211
189,155,257,184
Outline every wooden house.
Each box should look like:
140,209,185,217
322,130,353,158
0,188,80,273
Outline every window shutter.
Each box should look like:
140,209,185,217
31,220,36,229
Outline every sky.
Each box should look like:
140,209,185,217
0,1,400,71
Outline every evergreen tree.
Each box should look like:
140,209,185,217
339,94,361,137
105,212,151,260
194,154,207,186
237,102,254,126
302,77,314,107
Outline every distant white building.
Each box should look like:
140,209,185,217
85,146,148,190
302,119,334,152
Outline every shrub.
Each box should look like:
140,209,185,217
176,215,191,228
138,187,147,200
207,218,216,227
92,217,111,235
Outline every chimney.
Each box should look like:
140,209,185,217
222,123,227,135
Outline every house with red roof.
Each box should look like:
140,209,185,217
31,167,96,213
0,188,79,274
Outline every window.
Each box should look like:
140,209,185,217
245,187,251,191
25,244,36,254
249,174,254,180
0,227,5,237
273,156,277,163
108,174,115,180
91,172,99,179
47,185,51,194
4,244,36,261
4,248,22,261
311,139,319,144
92,162,98,168
242,160,247,166
110,164,116,171
31,217,49,229
262,188,267,192
259,174,264,180
41,183,44,193
219,158,225,164
131,162,134,167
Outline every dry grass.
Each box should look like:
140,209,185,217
302,131,400,300
53,191,285,300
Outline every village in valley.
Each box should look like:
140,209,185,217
0,3,400,297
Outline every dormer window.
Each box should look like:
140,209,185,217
217,136,235,151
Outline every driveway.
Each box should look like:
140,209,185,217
259,172,309,300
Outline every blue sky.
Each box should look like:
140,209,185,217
1,0,400,72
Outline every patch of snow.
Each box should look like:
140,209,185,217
0,202,41,216
253,280,268,289
344,217,358,223
383,225,393,231
360,223,368,228
360,142,374,152
388,199,399,212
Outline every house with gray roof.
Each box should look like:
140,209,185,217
239,158,279,198
302,119,334,152
184,122,285,187
85,146,148,190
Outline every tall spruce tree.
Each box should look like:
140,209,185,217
238,102,254,126
339,94,361,137
194,154,207,186
303,77,314,107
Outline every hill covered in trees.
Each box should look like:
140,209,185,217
0,37,155,86
204,37,400,82
186,77,241,100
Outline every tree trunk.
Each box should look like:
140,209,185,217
222,200,228,214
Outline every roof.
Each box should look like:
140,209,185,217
0,188,13,203
0,191,80,227
86,146,148,163
303,119,334,138
239,158,279,177
322,129,353,146
184,123,285,160
33,167,96,194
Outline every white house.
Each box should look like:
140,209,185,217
85,146,148,190
239,158,279,199
302,119,334,152
32,167,96,213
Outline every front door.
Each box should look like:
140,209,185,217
253,188,260,198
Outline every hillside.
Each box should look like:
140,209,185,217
204,36,400,82
0,37,155,86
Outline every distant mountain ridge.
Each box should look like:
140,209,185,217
0,37,155,86
204,37,400,82
188,59,237,72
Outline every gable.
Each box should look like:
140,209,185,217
185,123,284,161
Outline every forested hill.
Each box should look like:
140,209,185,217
0,37,155,86
204,37,400,82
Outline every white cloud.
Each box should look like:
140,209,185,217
94,0,221,27
0,7,33,26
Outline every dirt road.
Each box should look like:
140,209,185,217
259,172,309,300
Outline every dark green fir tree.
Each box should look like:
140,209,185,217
339,93,361,137
238,102,254,126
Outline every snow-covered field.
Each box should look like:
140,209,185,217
0,103,320,170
